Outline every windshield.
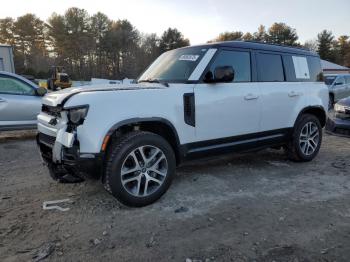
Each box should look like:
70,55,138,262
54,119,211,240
324,76,336,85
138,47,208,83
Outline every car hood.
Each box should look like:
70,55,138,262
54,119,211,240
42,83,166,107
337,96,350,106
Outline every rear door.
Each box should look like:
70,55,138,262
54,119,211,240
0,74,41,129
257,52,307,132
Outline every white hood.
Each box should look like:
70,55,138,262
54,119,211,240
42,83,166,107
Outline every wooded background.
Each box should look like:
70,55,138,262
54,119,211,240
0,7,349,80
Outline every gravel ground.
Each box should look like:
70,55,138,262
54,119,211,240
0,133,350,262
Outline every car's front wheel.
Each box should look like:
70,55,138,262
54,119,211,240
103,131,176,207
286,114,322,162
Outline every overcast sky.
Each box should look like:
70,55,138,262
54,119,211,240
1,0,349,44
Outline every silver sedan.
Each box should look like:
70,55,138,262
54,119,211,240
0,71,47,130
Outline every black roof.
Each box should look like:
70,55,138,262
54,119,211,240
191,41,317,57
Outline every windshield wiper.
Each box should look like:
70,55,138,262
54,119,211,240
138,79,169,87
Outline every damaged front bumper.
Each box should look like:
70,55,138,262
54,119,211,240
36,112,103,179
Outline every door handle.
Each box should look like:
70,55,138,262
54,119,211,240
244,94,259,100
288,91,301,97
0,98,6,103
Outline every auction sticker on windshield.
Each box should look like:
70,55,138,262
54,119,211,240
179,55,200,61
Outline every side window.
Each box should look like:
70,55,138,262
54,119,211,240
0,76,35,95
307,56,323,82
335,76,345,85
257,53,284,82
209,50,251,82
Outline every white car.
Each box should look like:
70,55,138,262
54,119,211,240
37,41,328,207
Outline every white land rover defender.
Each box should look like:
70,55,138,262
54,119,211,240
37,41,328,207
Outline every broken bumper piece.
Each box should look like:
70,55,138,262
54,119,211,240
37,131,104,179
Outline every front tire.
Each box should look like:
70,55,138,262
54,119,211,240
104,131,176,207
286,114,322,162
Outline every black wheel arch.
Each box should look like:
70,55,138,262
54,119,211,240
295,106,327,128
104,118,182,164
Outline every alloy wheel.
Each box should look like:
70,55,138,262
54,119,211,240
120,145,168,197
299,122,320,156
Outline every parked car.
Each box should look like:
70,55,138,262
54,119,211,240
327,97,350,135
0,71,47,130
324,74,350,108
37,41,328,207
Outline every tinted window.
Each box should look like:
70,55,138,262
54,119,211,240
336,76,345,85
209,50,251,82
325,76,336,85
257,53,284,82
307,56,323,82
282,55,296,81
0,76,35,95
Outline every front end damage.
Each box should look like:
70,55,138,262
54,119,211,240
36,104,103,182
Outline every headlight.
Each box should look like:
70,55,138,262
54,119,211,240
334,103,346,113
66,105,89,125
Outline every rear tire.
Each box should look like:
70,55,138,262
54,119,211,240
286,114,322,162
103,131,176,207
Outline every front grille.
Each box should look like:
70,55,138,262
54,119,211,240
42,105,61,118
38,132,56,147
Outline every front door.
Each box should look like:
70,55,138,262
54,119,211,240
194,49,261,143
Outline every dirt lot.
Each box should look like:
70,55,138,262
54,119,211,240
0,133,350,262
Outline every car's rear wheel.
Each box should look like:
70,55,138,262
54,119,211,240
286,114,322,162
103,131,176,207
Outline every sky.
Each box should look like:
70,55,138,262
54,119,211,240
1,0,349,44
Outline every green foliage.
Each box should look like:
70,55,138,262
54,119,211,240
267,23,299,46
212,23,299,46
159,28,190,53
1,10,350,79
0,9,190,80
212,23,350,67
317,30,335,61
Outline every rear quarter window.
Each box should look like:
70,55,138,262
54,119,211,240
307,56,323,82
282,55,323,82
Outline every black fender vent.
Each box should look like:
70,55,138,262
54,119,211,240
183,93,195,127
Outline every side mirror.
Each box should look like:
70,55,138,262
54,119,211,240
203,66,235,83
36,86,48,96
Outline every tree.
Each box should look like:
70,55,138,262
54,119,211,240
103,19,140,78
253,25,267,42
242,32,254,41
267,22,299,46
212,31,243,42
303,40,318,52
335,35,350,67
12,14,47,74
91,12,112,77
317,30,335,62
0,18,15,45
159,28,189,53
